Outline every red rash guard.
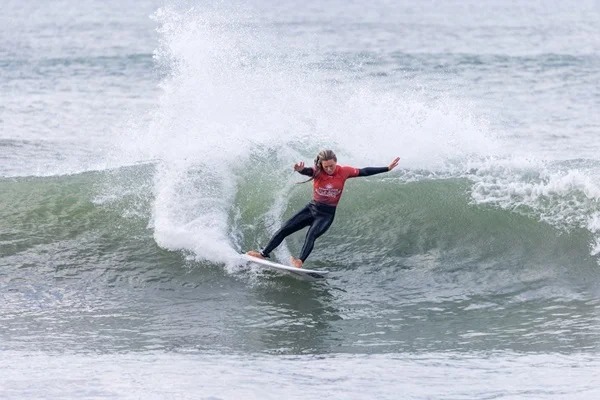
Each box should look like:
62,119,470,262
311,165,359,206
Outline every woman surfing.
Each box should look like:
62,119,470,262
247,150,400,268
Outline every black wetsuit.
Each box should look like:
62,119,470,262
260,166,389,262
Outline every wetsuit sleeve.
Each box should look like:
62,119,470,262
298,167,314,177
357,167,389,177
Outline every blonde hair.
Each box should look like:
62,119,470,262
300,149,337,184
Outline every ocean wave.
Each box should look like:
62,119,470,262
2,161,599,277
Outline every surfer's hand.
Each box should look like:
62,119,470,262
294,161,305,171
388,157,400,171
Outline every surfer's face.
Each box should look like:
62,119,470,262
321,159,337,175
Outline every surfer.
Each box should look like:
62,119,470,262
247,150,400,268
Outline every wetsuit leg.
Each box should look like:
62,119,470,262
298,209,335,262
261,204,314,257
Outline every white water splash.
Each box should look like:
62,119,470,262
137,6,501,263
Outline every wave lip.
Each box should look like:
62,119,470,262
467,157,600,259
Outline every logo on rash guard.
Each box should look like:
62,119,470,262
316,183,341,199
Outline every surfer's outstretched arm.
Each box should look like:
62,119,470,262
293,161,314,177
357,157,400,177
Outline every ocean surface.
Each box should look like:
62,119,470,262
1,0,600,398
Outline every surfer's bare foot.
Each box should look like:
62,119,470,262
246,250,265,259
290,257,303,268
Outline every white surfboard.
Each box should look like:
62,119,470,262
241,254,329,281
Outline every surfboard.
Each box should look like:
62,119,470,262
241,254,329,281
